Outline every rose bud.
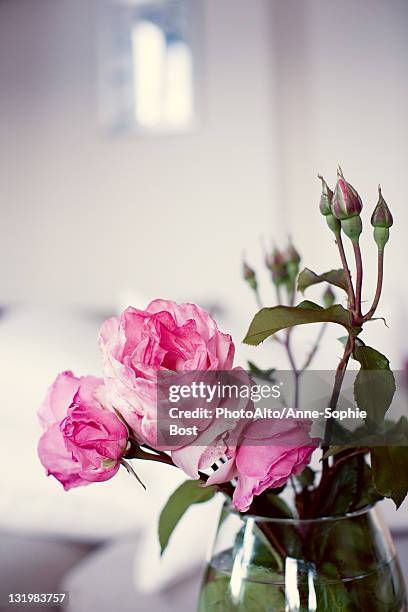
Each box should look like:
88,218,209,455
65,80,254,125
266,248,289,286
371,185,393,250
318,174,333,216
243,260,258,291
286,241,301,282
286,242,301,265
264,249,277,271
323,285,335,308
331,170,363,220
331,169,363,242
318,175,341,236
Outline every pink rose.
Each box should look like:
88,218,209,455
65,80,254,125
38,372,128,490
99,300,235,446
207,419,316,512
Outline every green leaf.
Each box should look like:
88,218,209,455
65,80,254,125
231,522,284,572
198,576,231,612
198,575,285,611
295,466,315,488
296,299,323,310
338,335,364,348
357,463,384,508
353,343,392,370
250,526,284,571
120,459,146,490
254,500,302,559
297,268,349,294
318,457,359,517
321,445,350,460
247,360,276,383
243,302,359,346
371,447,408,508
316,563,354,611
239,581,286,611
353,345,396,426
159,480,216,554
382,416,408,443
317,457,380,519
306,459,377,565
262,492,294,518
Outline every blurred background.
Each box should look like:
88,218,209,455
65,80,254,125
0,0,407,610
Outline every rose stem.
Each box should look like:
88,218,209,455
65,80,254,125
363,249,384,321
139,444,236,498
300,323,327,372
254,287,263,310
284,332,300,408
321,335,355,474
308,336,356,519
257,522,287,559
353,240,363,320
318,230,357,473
336,233,355,309
278,282,301,408
131,444,176,466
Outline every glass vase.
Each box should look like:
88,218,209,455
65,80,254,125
198,501,406,611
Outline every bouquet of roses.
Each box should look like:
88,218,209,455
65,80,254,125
38,169,407,611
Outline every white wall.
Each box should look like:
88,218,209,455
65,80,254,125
1,0,406,358
269,0,408,369
0,0,277,339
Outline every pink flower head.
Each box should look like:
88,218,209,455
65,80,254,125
207,418,317,512
38,372,128,490
99,300,235,446
331,175,363,220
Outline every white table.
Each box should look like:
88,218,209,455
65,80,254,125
62,532,408,612
62,533,202,612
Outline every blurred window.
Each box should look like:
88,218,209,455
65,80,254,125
98,0,198,134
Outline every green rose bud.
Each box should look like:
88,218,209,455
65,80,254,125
318,174,334,216
326,213,342,235
341,215,363,242
371,186,393,251
330,169,363,242
371,186,393,228
243,260,257,291
266,248,289,287
286,241,301,282
322,285,335,308
286,242,301,265
373,227,389,251
318,174,341,236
